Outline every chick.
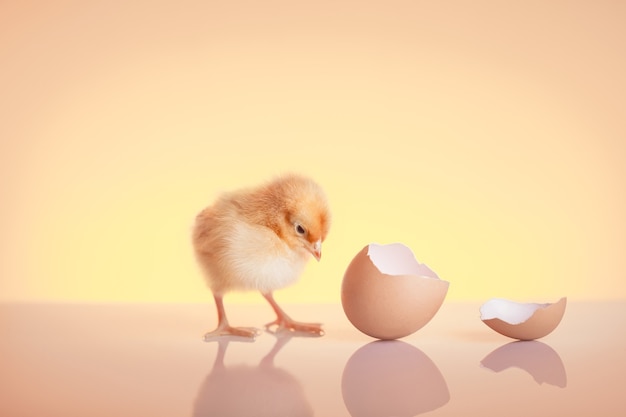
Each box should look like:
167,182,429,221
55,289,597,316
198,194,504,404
192,174,331,339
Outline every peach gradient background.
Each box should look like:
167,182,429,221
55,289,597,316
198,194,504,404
1,0,624,304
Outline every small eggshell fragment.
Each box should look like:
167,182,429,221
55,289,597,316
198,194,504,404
480,297,567,340
341,243,449,340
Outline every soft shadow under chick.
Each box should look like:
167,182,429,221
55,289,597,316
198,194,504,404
192,174,331,339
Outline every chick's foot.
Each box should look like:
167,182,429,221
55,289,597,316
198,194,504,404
203,326,261,342
265,318,324,337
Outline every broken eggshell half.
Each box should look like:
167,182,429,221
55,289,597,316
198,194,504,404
341,243,449,340
480,297,567,340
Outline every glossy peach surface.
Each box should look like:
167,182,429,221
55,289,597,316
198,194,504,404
2,302,624,416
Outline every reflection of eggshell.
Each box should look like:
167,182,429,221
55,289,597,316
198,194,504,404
341,243,449,340
342,341,449,416
480,341,567,387
480,297,567,340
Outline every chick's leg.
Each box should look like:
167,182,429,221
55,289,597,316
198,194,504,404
262,292,324,336
203,294,260,341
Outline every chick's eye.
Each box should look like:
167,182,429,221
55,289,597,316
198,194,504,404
295,224,306,235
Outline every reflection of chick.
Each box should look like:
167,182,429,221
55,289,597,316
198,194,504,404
192,174,331,339
192,336,313,417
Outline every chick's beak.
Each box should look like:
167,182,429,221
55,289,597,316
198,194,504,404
308,240,322,262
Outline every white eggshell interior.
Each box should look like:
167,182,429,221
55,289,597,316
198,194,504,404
480,298,551,325
367,243,439,279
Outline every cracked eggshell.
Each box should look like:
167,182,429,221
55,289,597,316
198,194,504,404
480,297,567,340
341,243,449,340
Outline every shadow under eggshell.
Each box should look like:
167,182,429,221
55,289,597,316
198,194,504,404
341,245,449,340
481,298,567,341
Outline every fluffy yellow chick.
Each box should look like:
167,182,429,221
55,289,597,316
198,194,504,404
192,174,331,339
